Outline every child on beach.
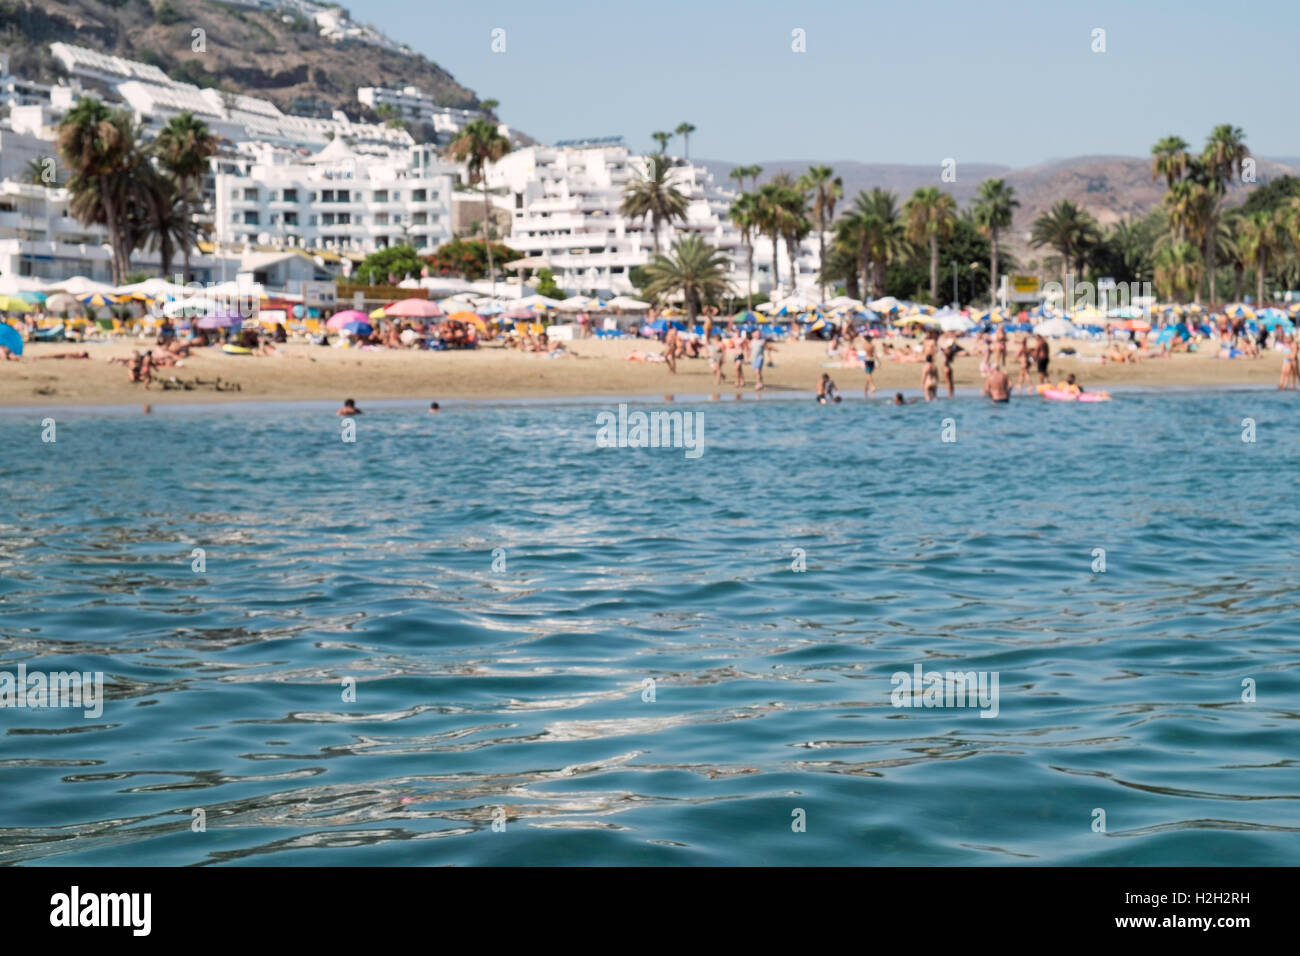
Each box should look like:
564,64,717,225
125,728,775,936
733,335,749,388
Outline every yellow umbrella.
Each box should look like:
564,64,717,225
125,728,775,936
369,306,387,319
0,295,34,312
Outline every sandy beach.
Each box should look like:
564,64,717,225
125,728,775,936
0,337,1290,407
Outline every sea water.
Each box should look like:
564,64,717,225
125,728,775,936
1,390,1298,865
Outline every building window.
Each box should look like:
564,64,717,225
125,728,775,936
243,188,258,201
375,213,388,225
322,213,335,225
284,212,298,226
412,189,426,202
338,212,351,225
283,188,298,203
321,189,334,202
337,190,350,202
243,211,259,225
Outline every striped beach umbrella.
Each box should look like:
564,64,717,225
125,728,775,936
79,292,118,308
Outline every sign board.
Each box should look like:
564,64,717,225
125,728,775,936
1009,274,1040,303
300,281,336,308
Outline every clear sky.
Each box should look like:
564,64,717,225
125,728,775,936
358,0,1300,166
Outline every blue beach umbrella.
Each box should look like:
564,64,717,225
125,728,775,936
343,320,373,336
0,321,22,356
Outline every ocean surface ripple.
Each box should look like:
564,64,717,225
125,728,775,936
1,390,1298,865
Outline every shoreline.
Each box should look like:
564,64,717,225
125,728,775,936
1,338,1293,410
0,380,1289,418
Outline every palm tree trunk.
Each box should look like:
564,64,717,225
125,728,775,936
1257,256,1266,306
817,209,827,303
745,240,754,309
989,229,1000,306
481,176,495,298
1206,224,1217,306
929,236,938,302
1233,266,1243,303
180,193,192,283
770,230,780,294
100,176,122,285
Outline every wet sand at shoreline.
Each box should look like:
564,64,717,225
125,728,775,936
1,337,1292,407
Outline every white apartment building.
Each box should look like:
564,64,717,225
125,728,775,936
486,140,822,297
357,86,479,140
213,140,454,255
52,43,411,153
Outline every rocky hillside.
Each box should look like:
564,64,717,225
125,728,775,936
0,0,483,119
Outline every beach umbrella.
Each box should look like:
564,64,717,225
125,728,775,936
0,321,22,356
1225,303,1256,319
869,296,902,313
342,320,372,336
448,310,485,328
44,292,79,313
938,312,975,332
606,295,650,310
1033,316,1078,337
197,307,244,329
368,306,388,319
18,291,47,305
46,276,115,296
383,298,444,318
78,292,118,308
326,309,372,330
516,294,563,311
0,294,34,312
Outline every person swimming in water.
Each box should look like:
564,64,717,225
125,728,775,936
816,373,839,404
892,392,918,405
983,366,1011,403
337,398,362,415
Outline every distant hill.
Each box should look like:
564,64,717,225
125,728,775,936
0,0,484,120
701,155,1300,265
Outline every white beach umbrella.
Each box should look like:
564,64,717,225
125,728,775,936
869,295,903,313
557,295,594,312
1033,317,1078,337
937,312,975,332
0,275,50,295
45,276,116,296
606,295,650,310
775,292,820,311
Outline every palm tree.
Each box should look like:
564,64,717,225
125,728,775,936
1030,200,1100,287
1154,241,1204,302
728,166,748,194
1200,125,1249,305
971,178,1019,304
1217,211,1247,303
857,189,909,300
729,192,760,309
754,184,784,293
1151,136,1190,189
641,235,730,327
58,98,134,284
620,153,688,256
742,165,762,190
447,117,513,296
674,122,696,160
154,111,219,282
779,188,812,297
1238,209,1280,306
652,131,671,154
903,186,957,302
800,165,842,303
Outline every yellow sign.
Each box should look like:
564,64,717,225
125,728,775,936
1010,274,1040,302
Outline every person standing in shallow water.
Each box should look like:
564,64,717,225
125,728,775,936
1034,334,1051,384
751,330,769,391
